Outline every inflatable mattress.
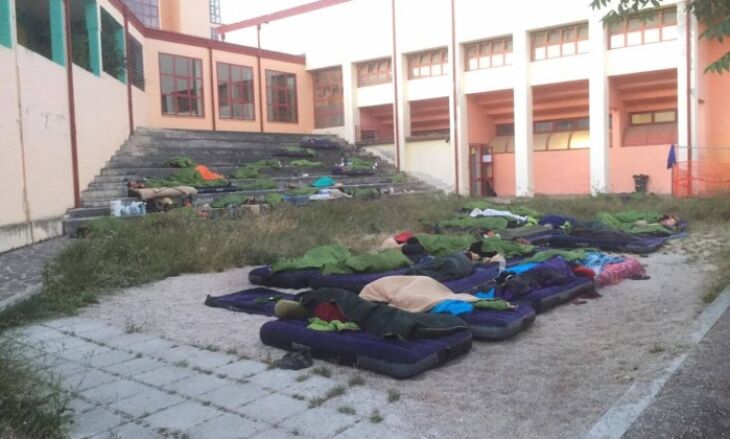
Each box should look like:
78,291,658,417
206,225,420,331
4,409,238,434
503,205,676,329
513,277,595,313
524,229,665,254
260,319,472,378
248,266,319,289
204,288,294,317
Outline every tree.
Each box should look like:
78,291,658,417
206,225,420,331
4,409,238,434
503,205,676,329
590,0,730,73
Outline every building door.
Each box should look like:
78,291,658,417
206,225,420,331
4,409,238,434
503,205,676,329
469,144,495,197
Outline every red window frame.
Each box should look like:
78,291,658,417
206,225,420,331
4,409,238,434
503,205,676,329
313,67,344,129
630,109,677,126
159,53,205,118
532,23,589,61
216,62,255,121
266,70,298,123
121,0,159,28
465,37,513,71
408,48,449,79
356,58,392,87
608,7,678,49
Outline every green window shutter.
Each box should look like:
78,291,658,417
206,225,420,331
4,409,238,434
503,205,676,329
0,0,11,48
85,0,101,75
49,0,66,66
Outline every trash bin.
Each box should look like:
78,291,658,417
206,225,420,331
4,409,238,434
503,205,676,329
633,174,649,193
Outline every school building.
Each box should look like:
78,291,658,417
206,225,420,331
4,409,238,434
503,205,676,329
1,0,729,251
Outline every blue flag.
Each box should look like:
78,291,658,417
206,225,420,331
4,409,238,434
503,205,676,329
666,144,677,169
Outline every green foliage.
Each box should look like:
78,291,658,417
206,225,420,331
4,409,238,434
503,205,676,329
591,0,730,73
289,159,325,168
146,167,226,188
231,160,282,179
165,156,196,168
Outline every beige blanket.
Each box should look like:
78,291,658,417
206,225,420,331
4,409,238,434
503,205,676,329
359,276,479,313
133,186,197,201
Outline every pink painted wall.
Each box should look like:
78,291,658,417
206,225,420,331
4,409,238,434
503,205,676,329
699,37,730,160
610,144,672,193
533,150,591,195
493,153,516,196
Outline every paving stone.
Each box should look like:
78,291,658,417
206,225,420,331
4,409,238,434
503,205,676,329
247,368,300,391
280,407,356,438
38,337,96,355
68,398,97,416
43,317,97,330
14,325,67,343
333,421,415,439
47,360,91,379
166,373,230,397
212,359,269,380
322,386,387,416
134,366,195,387
237,393,308,425
153,345,235,370
279,375,340,400
104,357,165,376
68,407,127,439
57,343,113,362
107,388,186,418
198,383,270,410
90,421,163,439
125,338,178,355
74,325,126,341
143,401,222,431
57,321,112,337
63,370,118,392
80,349,137,369
249,427,304,439
186,413,267,439
103,333,156,349
79,379,152,404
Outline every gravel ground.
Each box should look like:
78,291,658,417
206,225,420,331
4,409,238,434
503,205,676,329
79,237,716,438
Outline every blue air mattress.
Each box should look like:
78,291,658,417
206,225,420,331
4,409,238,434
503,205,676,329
260,319,472,378
248,266,319,289
308,268,410,292
513,277,595,313
524,230,665,254
461,304,536,341
204,288,295,316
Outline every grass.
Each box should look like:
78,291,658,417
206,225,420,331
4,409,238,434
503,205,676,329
369,410,384,424
337,406,356,415
296,374,311,383
387,389,401,403
0,340,71,438
309,385,347,408
348,375,365,387
312,366,332,378
649,344,666,354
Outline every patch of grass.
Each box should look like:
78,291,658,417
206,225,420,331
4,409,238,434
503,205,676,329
327,385,347,399
225,348,237,356
312,366,332,378
291,394,306,401
201,344,219,352
308,397,326,408
649,344,666,354
348,375,365,387
369,410,384,424
124,322,143,334
387,389,401,403
296,374,311,383
173,360,189,368
0,340,72,438
337,406,356,415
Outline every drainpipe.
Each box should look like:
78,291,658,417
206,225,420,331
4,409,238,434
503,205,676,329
257,24,265,133
390,0,401,170
63,0,80,208
123,11,134,136
208,47,217,131
450,0,460,195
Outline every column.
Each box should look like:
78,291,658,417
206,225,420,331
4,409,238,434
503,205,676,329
49,0,66,66
589,11,610,194
512,29,533,197
451,33,470,194
84,0,101,76
341,62,357,143
676,1,690,161
394,52,409,172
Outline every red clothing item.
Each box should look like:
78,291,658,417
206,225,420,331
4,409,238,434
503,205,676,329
313,303,348,322
394,231,414,244
195,165,224,181
573,266,596,279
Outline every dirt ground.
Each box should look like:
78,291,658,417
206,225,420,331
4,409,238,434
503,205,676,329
79,231,721,439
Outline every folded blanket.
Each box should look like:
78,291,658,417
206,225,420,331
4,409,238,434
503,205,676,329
360,276,479,313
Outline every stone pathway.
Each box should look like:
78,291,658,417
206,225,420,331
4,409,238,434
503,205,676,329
6,318,411,439
0,237,71,310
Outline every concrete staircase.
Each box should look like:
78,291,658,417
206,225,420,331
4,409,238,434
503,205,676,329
64,128,437,235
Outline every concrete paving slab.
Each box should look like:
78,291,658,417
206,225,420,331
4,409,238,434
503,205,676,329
107,388,186,418
247,368,299,391
334,420,415,439
124,338,177,355
134,365,195,387
63,370,119,392
68,398,97,416
197,383,270,410
153,345,235,370
79,379,152,404
236,393,308,425
56,343,113,362
102,333,156,349
90,421,163,439
279,406,356,438
80,349,138,369
74,325,126,341
214,359,269,380
142,400,222,432
166,373,230,397
68,407,128,439
186,413,268,439
103,357,165,376
249,427,306,439
279,375,340,400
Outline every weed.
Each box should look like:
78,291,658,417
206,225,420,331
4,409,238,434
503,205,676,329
202,344,219,352
338,406,357,415
308,397,326,408
327,385,347,399
291,394,306,401
370,410,384,424
312,366,331,378
387,389,401,403
225,348,237,356
296,374,311,383
649,344,666,354
173,360,189,368
348,375,365,387
124,322,143,334
135,353,143,359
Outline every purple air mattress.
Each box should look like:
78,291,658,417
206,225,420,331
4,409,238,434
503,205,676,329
204,288,296,316
461,304,536,340
524,229,665,254
513,277,595,313
260,319,472,378
248,266,319,289
307,268,410,292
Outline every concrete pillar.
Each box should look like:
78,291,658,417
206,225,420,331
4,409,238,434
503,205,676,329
588,11,610,194
450,14,470,195
676,1,690,161
394,52,409,171
512,29,533,197
341,62,357,143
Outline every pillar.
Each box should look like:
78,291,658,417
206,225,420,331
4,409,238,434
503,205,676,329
512,29,533,197
589,10,610,194
394,52,409,171
676,1,690,161
49,0,66,66
342,62,357,143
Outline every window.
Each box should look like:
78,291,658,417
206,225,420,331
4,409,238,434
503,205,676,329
609,7,677,49
534,117,589,133
121,0,159,28
159,53,204,117
69,0,101,74
465,37,513,71
408,48,449,79
127,35,145,90
630,109,676,125
357,58,392,87
210,0,221,24
217,62,254,120
532,23,589,61
266,70,298,123
101,9,126,82
15,0,61,64
313,67,344,128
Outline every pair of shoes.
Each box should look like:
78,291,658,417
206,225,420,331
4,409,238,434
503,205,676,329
275,351,313,370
